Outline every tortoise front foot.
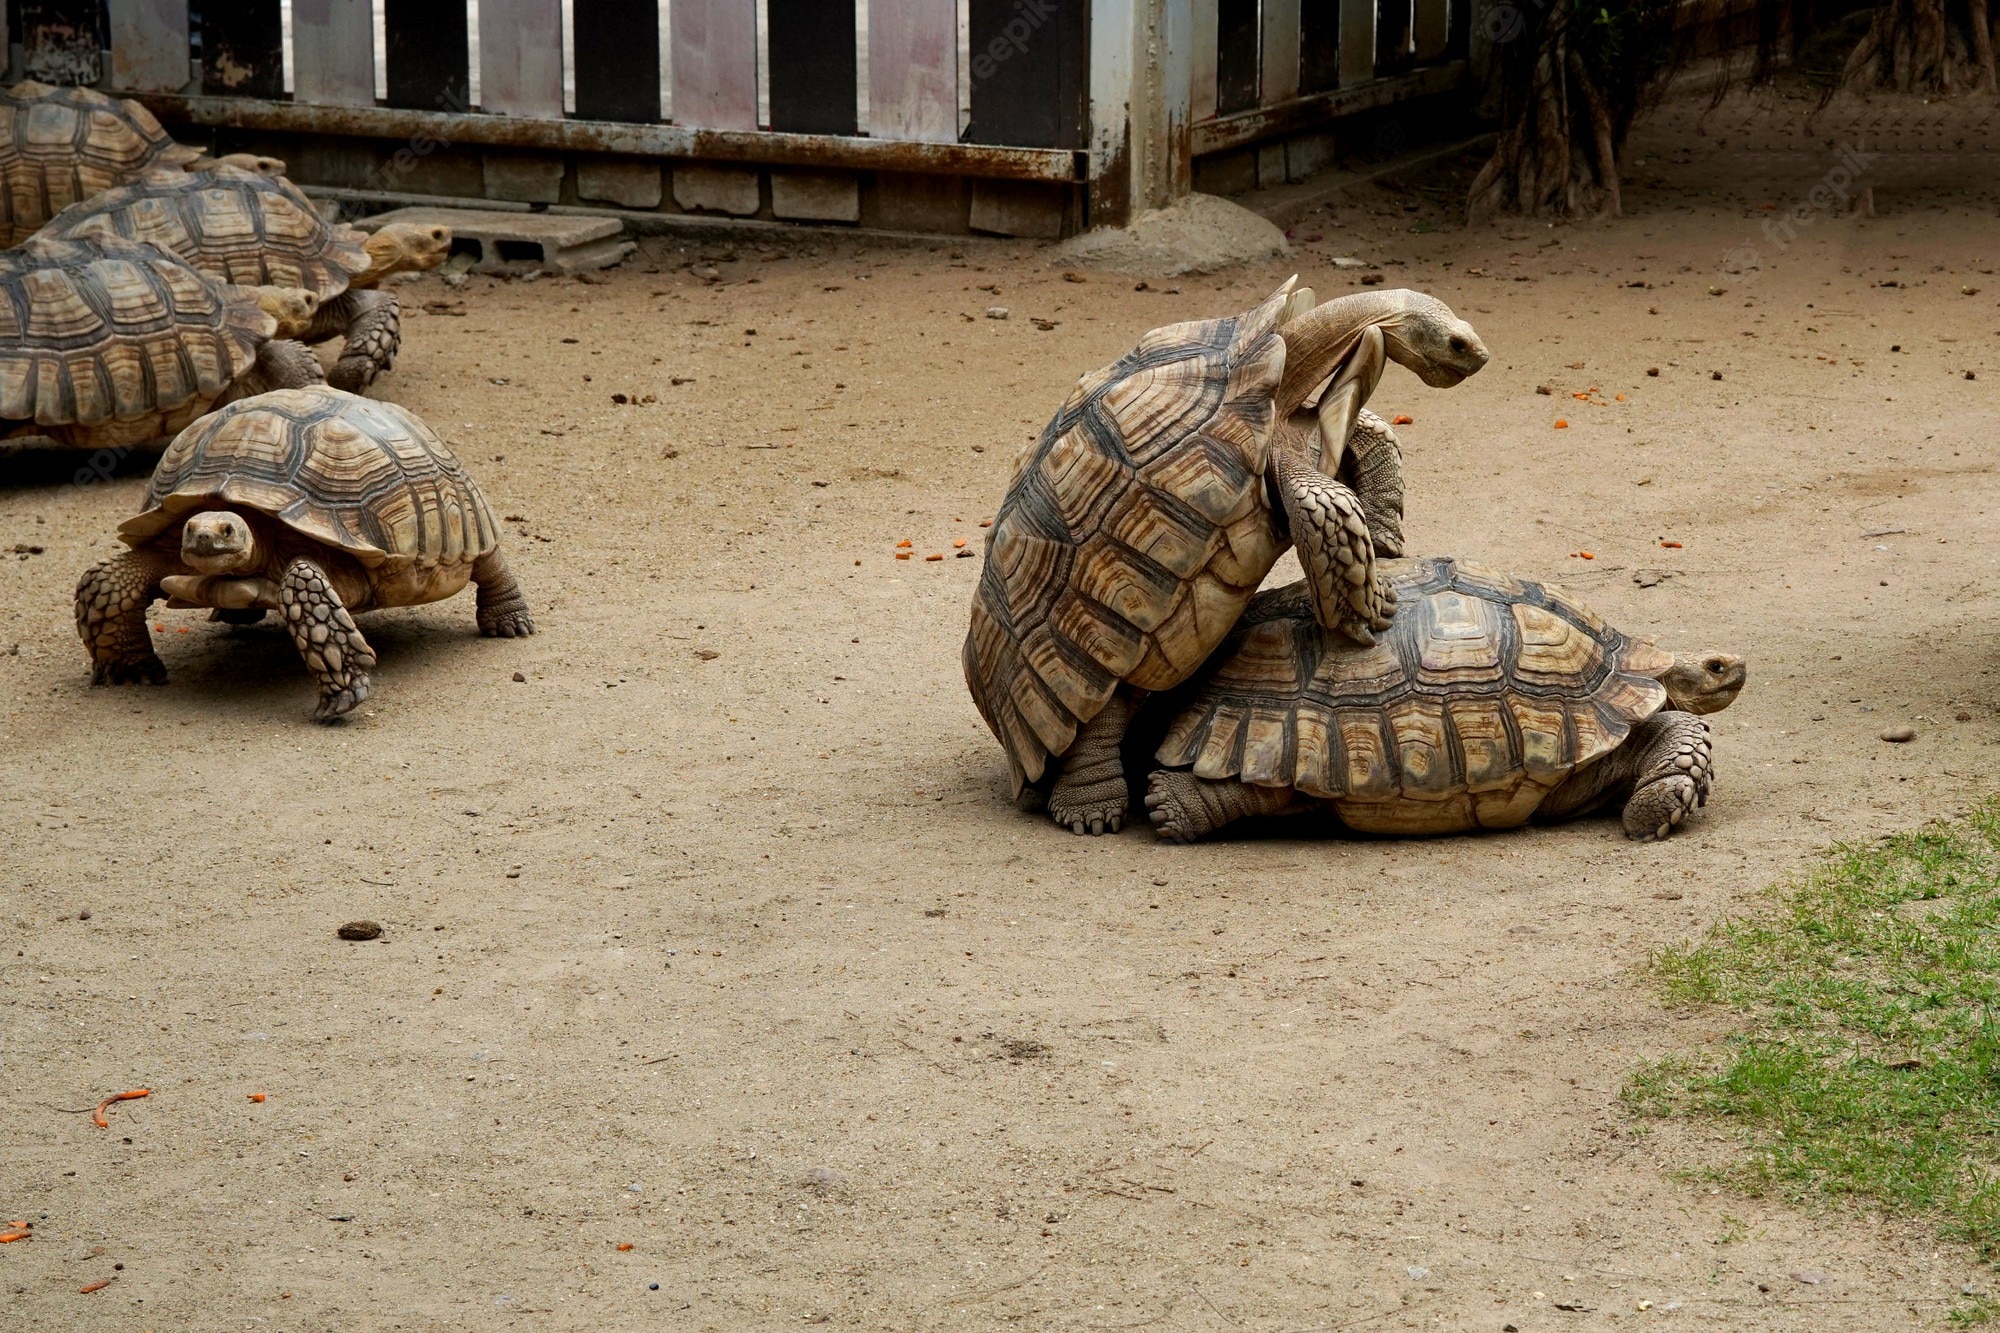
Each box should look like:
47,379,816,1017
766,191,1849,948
1621,711,1714,841
75,551,172,686
1272,445,1394,646
472,549,536,638
280,557,378,724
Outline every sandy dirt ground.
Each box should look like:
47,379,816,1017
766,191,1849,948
3,89,2000,1330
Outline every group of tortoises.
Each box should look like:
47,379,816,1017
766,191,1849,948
0,81,533,721
966,279,1748,843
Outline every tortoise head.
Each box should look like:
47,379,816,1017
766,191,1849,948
359,223,453,285
1662,651,1747,715
1377,290,1489,388
180,511,260,575
249,285,320,337
198,151,287,177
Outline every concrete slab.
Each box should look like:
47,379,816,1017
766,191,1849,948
969,180,1065,239
356,206,634,274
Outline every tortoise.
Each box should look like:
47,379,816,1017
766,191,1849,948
43,166,452,392
0,80,282,246
964,280,1489,835
1142,557,1747,842
75,386,535,722
0,237,325,450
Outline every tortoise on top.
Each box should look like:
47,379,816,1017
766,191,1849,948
1144,557,1747,842
77,386,535,722
0,81,282,245
964,281,1488,835
45,166,452,392
0,237,324,449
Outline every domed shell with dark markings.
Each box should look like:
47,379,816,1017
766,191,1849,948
0,237,274,434
0,80,200,245
44,165,368,298
1155,557,1679,834
119,387,501,609
964,280,1300,793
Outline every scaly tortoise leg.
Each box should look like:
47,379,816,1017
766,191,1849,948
1047,690,1138,836
1270,436,1394,646
1340,409,1406,558
75,549,178,685
472,548,536,638
1144,771,1308,843
321,290,402,394
1620,711,1715,842
279,557,378,722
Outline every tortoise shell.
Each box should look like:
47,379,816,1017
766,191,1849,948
965,279,1299,792
45,165,368,297
0,81,199,245
0,237,273,432
1155,557,1678,834
120,387,500,608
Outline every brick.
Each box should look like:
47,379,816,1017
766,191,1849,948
672,165,762,216
483,151,565,203
862,172,969,234
1285,131,1336,183
576,160,664,209
969,181,1066,239
770,170,860,223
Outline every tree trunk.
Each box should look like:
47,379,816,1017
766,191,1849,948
1845,0,1998,91
1468,3,1625,222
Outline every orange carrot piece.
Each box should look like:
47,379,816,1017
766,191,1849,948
91,1088,149,1129
153,623,166,632
1553,420,1569,429
894,539,912,548
893,551,911,560
952,538,967,548
79,1280,112,1294
247,1093,265,1103
1577,551,1596,559
616,1242,634,1251
1572,392,1589,400
924,553,943,562
1391,414,1414,425
0,1230,31,1243
978,520,992,528
1615,393,1627,401
1661,540,1683,549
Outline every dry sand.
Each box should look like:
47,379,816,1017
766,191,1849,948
3,90,1999,1329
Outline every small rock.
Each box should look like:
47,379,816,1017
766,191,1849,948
805,1167,841,1190
1360,272,1385,285
1633,570,1671,588
1331,256,1368,268
1967,370,1977,381
441,270,469,289
1554,1297,1593,1311
985,306,1010,320
1791,1271,1828,1285
695,649,720,661
511,671,526,683
1957,711,1972,722
337,921,382,941
77,908,91,920
1535,384,1553,395
1405,1265,1430,1279
1711,370,1724,380
694,266,722,282
1881,726,1917,743
1646,366,1660,376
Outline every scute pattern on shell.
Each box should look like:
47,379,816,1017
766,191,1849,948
0,237,272,427
1156,557,1678,833
123,387,499,578
0,81,197,246
964,281,1297,792
45,166,369,297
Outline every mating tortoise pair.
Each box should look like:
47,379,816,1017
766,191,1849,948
77,387,534,722
967,280,1746,841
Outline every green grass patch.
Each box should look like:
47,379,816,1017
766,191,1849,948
1626,800,2000,1256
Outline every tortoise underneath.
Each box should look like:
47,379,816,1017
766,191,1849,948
76,386,534,722
1144,558,1746,842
